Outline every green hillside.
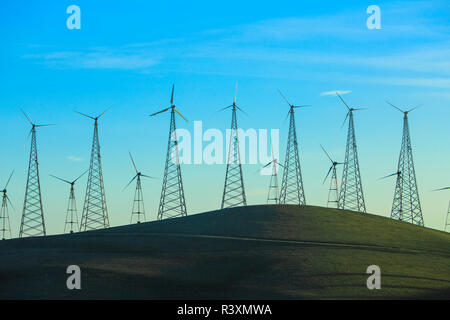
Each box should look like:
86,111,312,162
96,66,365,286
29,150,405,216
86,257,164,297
0,204,449,299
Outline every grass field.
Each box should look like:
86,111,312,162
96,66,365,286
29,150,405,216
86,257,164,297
0,204,449,299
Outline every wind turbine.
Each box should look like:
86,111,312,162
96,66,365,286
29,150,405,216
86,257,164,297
124,152,154,224
260,142,283,204
20,110,53,237
320,145,343,208
75,109,110,231
336,93,366,213
278,89,308,205
220,83,248,209
385,101,424,226
380,170,409,223
433,187,450,231
0,171,14,240
50,171,87,234
150,85,188,219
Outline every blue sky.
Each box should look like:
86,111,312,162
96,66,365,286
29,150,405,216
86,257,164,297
0,0,449,235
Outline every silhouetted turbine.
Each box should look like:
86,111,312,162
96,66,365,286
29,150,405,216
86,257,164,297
50,171,87,233
321,145,343,208
278,89,308,205
124,152,155,224
19,110,52,237
385,101,424,226
1,171,14,240
336,94,366,213
150,85,188,219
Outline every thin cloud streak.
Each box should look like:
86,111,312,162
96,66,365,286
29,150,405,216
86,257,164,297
21,2,450,79
321,90,351,96
67,156,84,162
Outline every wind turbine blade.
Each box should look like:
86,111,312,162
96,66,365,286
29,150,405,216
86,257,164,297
284,110,290,123
141,174,157,179
97,107,111,119
433,187,450,191
4,170,14,189
6,195,15,210
407,106,419,113
323,166,333,184
129,152,138,174
74,110,96,120
217,105,233,112
49,174,72,185
270,137,275,162
320,144,333,163
262,161,272,168
277,89,291,107
336,93,350,110
150,107,171,117
341,112,349,129
170,85,175,105
21,109,33,125
379,172,400,180
174,108,188,122
73,169,88,183
24,129,32,148
386,101,404,113
234,82,238,105
35,124,55,127
123,175,137,191
236,105,249,117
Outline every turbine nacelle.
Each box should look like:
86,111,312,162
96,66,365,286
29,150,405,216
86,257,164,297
150,85,188,122
320,145,343,184
386,101,420,118
50,170,88,186
278,89,310,120
217,83,249,116
336,94,366,127
1,171,14,209
124,152,155,191
74,108,110,122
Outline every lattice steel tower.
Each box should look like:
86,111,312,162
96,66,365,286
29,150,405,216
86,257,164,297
151,85,188,219
336,94,366,213
386,102,424,226
1,171,14,240
321,145,343,208
278,90,307,205
50,171,86,233
19,111,50,238
262,158,282,204
434,187,450,231
220,84,247,209
76,110,110,231
124,152,153,224
446,201,450,231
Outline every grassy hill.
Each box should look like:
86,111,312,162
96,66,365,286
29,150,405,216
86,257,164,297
0,204,449,299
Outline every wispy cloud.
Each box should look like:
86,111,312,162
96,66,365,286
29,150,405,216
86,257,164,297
365,76,450,89
21,1,450,82
67,156,83,162
321,90,351,96
25,48,160,70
